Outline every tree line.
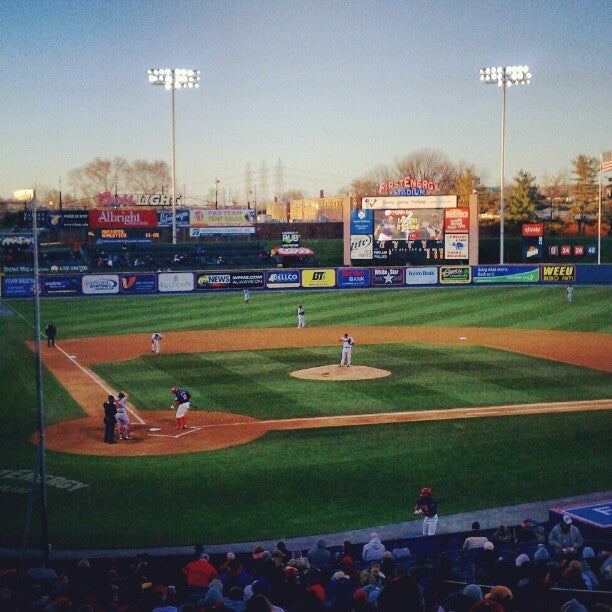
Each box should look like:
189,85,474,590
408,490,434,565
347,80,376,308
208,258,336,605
32,149,610,236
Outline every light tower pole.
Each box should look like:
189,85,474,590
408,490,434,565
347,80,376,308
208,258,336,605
480,65,532,264
148,68,200,244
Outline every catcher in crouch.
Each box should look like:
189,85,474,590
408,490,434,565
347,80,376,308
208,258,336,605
172,386,191,430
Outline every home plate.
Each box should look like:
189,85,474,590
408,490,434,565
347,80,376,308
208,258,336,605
148,427,161,432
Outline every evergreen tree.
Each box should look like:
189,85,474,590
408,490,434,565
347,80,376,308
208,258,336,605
507,170,541,224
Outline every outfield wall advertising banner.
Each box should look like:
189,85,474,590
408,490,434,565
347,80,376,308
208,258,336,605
190,209,254,227
473,266,540,284
0,234,35,246
444,208,469,232
362,196,457,209
439,266,471,284
82,274,120,294
444,233,469,260
1,276,37,297
266,270,301,289
47,211,90,228
301,269,336,288
42,276,81,296
405,267,438,285
337,268,370,288
229,272,265,288
196,273,231,289
158,272,194,293
119,274,157,294
190,227,255,236
371,267,404,286
540,265,576,282
350,235,373,259
157,210,190,227
350,209,373,234
89,210,158,229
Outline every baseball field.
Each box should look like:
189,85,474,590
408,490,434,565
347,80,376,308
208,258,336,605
1,285,611,551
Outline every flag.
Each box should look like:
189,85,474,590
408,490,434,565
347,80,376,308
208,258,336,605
602,151,612,173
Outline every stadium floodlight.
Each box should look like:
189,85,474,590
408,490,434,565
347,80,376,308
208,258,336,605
480,65,532,264
148,68,200,244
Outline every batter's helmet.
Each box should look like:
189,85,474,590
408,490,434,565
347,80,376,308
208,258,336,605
171,386,178,393
421,487,432,497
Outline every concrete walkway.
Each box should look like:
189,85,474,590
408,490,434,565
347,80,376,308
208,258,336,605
6,490,609,561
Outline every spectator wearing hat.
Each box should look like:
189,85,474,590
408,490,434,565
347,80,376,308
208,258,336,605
484,584,513,610
362,533,386,564
579,546,599,590
548,515,584,557
558,559,589,590
287,549,309,571
414,487,439,535
445,583,483,612
307,539,333,570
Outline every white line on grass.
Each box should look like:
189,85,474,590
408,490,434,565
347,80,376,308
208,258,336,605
2,299,146,425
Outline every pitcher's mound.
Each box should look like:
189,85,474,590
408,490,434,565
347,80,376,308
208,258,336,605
291,365,391,380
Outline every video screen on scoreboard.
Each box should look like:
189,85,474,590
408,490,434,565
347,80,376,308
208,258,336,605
372,209,445,263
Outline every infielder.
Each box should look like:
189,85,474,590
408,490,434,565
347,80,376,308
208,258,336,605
339,333,354,367
297,305,305,328
172,386,191,430
151,332,163,354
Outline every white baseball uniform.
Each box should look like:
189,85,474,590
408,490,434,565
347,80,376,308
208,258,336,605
297,306,305,328
339,335,354,367
151,332,163,354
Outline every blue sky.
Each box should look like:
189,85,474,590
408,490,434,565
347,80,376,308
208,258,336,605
1,0,610,201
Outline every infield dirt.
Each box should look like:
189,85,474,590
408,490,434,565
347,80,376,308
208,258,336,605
30,326,612,457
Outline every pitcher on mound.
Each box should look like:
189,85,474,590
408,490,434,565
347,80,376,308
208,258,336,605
172,386,191,429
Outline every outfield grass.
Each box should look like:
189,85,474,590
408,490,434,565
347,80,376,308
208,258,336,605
0,286,610,549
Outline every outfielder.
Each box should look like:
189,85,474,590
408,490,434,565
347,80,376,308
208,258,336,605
339,333,354,367
151,332,163,354
172,386,191,430
297,305,305,328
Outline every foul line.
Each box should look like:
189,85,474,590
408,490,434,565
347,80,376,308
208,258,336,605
8,302,147,427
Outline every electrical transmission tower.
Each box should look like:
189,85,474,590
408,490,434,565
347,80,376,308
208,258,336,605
274,158,285,199
258,161,269,204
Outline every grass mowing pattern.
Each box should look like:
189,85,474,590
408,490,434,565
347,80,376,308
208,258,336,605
93,345,612,420
0,286,610,548
6,286,612,337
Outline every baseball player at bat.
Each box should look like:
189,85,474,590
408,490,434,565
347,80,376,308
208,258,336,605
172,386,191,430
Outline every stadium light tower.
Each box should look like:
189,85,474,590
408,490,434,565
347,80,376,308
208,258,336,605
480,65,532,264
148,68,200,244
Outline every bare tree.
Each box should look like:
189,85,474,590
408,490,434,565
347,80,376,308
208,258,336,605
570,154,599,235
125,160,171,194
393,149,456,194
67,156,128,203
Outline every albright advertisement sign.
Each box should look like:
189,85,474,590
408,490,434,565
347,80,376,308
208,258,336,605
89,209,158,229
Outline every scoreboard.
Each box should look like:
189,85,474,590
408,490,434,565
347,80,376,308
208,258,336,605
351,203,470,265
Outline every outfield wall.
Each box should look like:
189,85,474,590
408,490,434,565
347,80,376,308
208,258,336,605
1,264,610,298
